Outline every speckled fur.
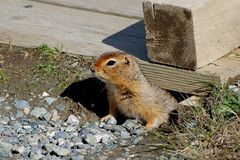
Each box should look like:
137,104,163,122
91,52,178,128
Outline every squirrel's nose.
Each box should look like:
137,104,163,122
90,66,95,73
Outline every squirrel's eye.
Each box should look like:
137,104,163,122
106,60,116,66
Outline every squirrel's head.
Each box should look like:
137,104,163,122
90,52,140,84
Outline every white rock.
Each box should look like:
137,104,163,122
22,107,30,115
42,92,50,97
57,138,66,146
106,116,117,125
51,110,60,121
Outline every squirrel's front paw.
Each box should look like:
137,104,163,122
100,114,114,123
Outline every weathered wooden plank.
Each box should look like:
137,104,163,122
1,0,237,95
136,58,219,94
198,50,240,84
30,0,144,19
143,0,240,70
0,0,145,58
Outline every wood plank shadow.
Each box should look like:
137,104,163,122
102,20,148,61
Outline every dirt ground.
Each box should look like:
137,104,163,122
0,44,182,159
0,44,239,160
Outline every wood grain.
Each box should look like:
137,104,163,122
0,0,145,58
136,59,219,94
144,3,196,69
143,0,240,70
198,52,240,84
30,0,144,19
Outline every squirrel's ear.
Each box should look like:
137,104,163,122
124,56,130,65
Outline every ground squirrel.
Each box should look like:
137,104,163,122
90,52,179,128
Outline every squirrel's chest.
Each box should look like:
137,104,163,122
110,87,139,108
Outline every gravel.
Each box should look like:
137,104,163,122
0,93,150,159
0,142,13,158
14,100,30,109
44,97,57,105
66,114,80,126
30,107,48,118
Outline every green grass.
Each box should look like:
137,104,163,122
36,44,63,60
0,68,8,83
34,44,63,76
149,81,240,159
34,44,89,92
37,63,58,75
207,82,240,120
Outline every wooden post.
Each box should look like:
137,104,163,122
143,0,240,70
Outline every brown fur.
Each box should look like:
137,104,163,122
90,52,178,128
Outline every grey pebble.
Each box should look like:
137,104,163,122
120,131,131,139
131,128,147,136
74,149,88,155
15,110,24,118
80,123,99,135
31,122,39,130
9,114,16,121
39,133,49,144
11,144,26,155
73,143,91,150
65,125,78,132
44,97,57,105
102,124,126,133
66,115,80,126
113,131,121,137
30,107,48,118
82,134,98,146
105,143,118,149
0,116,10,125
44,144,70,156
30,148,43,160
51,109,60,121
122,119,140,131
57,138,66,146
71,136,82,143
55,131,68,140
106,116,117,125
14,100,30,109
4,136,19,144
0,142,13,158
42,112,52,121
0,96,6,103
70,154,84,160
101,136,113,144
27,134,39,146
2,129,12,136
56,104,65,112
94,130,115,143
23,125,32,130
13,121,23,131
0,93,152,159
132,136,143,144
99,121,106,128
